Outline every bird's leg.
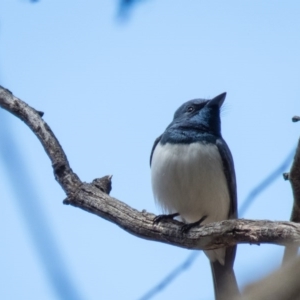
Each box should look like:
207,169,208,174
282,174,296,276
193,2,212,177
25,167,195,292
180,215,207,233
153,212,179,224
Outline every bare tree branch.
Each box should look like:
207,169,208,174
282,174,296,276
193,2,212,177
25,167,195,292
1,85,300,252
282,121,300,264
287,137,300,223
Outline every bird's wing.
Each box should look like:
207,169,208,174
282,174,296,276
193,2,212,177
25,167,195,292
213,138,239,299
150,135,162,166
216,138,237,219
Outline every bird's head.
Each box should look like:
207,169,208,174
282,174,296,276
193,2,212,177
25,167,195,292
162,93,226,144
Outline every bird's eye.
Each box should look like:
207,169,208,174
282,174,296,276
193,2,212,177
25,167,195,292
187,106,194,113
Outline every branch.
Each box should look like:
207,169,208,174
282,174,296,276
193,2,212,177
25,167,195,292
282,118,300,264
288,136,300,222
1,85,300,251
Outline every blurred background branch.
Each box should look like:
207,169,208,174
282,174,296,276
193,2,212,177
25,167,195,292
237,256,300,300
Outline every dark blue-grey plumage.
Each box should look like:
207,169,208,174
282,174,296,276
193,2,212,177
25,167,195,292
150,93,239,300
151,93,237,217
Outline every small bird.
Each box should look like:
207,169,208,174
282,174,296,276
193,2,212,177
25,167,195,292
150,93,239,300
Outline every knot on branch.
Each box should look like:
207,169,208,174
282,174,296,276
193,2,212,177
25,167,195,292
53,161,67,177
92,175,113,194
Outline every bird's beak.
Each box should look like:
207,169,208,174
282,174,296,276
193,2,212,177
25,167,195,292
207,92,226,108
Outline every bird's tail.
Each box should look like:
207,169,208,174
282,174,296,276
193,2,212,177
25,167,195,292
210,245,239,300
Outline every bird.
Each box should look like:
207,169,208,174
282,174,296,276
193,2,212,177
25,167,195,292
150,93,239,300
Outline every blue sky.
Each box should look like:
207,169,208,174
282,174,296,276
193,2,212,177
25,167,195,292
0,1,299,299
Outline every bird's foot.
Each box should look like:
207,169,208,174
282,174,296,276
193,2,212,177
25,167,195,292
153,213,179,224
180,215,207,234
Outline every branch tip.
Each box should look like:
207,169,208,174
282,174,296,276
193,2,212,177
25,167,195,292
63,198,71,205
283,173,290,180
36,110,44,117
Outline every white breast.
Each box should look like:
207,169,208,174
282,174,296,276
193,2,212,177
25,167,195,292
151,142,230,224
151,142,230,264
